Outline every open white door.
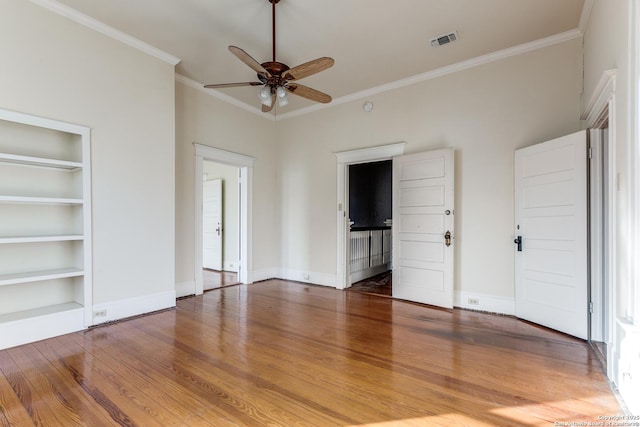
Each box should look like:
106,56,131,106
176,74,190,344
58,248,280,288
203,178,223,271
392,148,454,308
514,130,588,339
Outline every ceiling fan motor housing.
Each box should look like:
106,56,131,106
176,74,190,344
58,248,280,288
260,61,289,87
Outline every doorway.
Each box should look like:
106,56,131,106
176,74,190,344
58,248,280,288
194,143,255,294
202,160,240,290
348,160,393,284
335,143,405,290
581,69,616,373
336,144,455,310
589,117,612,365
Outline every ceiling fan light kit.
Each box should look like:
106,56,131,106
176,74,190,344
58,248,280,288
204,0,334,112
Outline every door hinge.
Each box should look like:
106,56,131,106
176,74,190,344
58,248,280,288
589,301,594,314
588,147,593,159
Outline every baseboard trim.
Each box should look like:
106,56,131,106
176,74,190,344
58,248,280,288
454,291,515,315
176,281,196,298
250,268,279,283
0,306,84,350
613,318,640,415
91,290,176,326
279,269,336,288
223,261,238,273
350,264,390,284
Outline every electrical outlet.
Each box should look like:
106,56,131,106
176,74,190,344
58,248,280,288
468,298,480,306
94,309,107,318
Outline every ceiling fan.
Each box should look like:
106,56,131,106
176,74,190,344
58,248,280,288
204,0,334,112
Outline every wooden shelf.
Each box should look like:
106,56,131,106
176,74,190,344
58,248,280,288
0,152,82,170
0,301,82,324
0,268,84,287
0,235,83,244
0,108,92,349
0,195,83,205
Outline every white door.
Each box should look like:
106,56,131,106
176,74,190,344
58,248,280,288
514,130,588,339
392,148,454,308
203,179,223,270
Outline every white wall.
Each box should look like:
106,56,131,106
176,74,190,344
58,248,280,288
583,0,640,413
203,161,239,271
276,39,583,309
0,1,176,316
175,82,280,290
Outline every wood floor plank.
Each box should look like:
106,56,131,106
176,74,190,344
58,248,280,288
122,316,357,426
0,373,33,427
0,279,623,426
94,314,307,426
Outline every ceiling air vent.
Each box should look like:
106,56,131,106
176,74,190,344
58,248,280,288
430,31,458,47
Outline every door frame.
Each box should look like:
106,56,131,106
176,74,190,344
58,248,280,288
335,142,406,289
581,69,616,373
194,143,254,293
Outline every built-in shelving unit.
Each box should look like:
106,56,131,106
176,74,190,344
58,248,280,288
0,108,92,350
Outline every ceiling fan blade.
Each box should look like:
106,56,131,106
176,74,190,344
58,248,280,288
204,82,263,89
283,57,335,81
262,94,276,113
229,46,271,78
285,84,332,103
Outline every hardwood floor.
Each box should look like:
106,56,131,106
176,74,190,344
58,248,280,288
203,269,239,290
348,271,392,297
0,280,622,426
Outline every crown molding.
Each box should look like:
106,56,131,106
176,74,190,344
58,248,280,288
177,28,582,121
30,0,181,66
578,0,595,35
276,29,583,121
175,74,274,120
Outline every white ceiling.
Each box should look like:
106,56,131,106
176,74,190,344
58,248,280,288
50,0,587,115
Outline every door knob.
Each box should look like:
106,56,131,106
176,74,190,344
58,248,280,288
514,235,522,252
444,230,452,247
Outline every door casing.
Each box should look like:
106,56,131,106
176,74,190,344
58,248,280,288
335,143,406,289
194,143,254,294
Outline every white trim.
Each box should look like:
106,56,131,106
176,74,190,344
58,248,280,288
252,268,281,283
279,269,336,288
277,29,582,120
0,108,89,135
223,261,238,273
454,291,515,315
589,129,605,343
194,143,256,167
335,142,406,165
334,142,406,290
175,281,196,298
176,74,272,119
582,70,617,381
614,318,640,415
194,144,254,293
581,69,617,122
0,303,84,350
578,0,596,35
30,0,181,66
91,290,176,326
176,30,581,121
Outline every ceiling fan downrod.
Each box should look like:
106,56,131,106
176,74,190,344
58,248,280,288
269,0,280,62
